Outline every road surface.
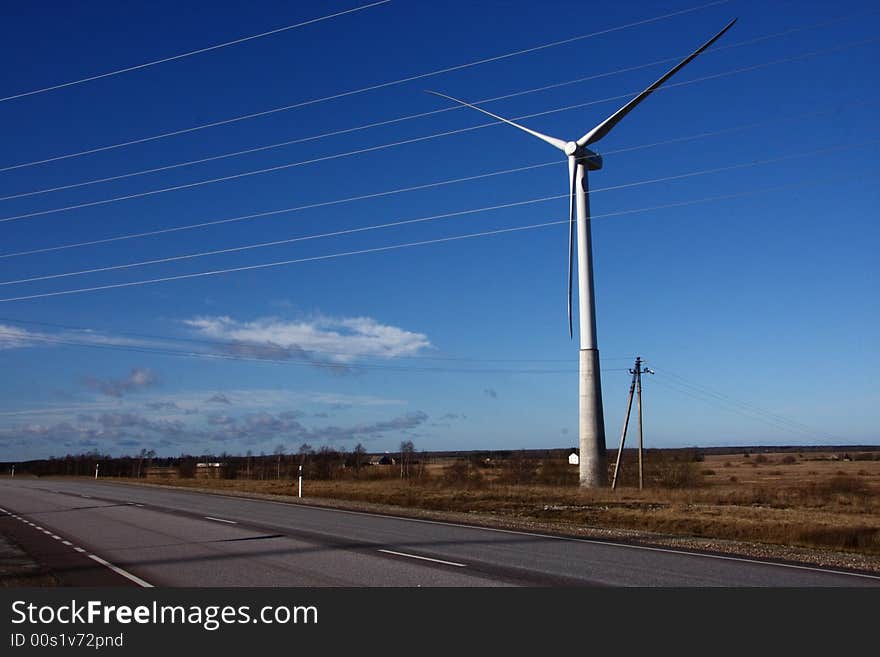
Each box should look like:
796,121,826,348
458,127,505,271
1,478,877,587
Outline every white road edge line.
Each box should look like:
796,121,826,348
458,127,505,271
51,534,61,540
204,516,237,524
378,549,467,568
73,547,86,553
61,540,72,546
197,491,880,582
87,553,153,588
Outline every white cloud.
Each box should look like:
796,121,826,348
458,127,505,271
183,314,430,363
0,408,429,456
84,368,158,398
0,389,408,449
0,324,36,350
0,323,173,352
145,401,179,411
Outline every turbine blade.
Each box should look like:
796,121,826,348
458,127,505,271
427,90,568,152
576,18,737,147
568,157,577,339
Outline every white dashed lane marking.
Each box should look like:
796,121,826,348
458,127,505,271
4,508,153,587
87,554,153,588
378,549,467,568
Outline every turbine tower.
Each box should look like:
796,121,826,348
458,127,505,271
429,18,736,487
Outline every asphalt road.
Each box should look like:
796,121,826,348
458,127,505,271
1,478,878,587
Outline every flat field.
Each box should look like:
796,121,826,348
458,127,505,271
138,449,880,560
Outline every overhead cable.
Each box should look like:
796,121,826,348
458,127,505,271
0,1,393,104
0,170,874,303
0,1,725,172
2,36,875,225
4,8,874,201
1,99,873,260
0,328,633,375
3,139,877,287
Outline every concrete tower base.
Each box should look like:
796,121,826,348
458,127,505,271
579,348,607,487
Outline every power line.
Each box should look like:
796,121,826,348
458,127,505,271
0,193,565,285
3,139,877,288
0,405,134,418
2,99,873,261
0,60,714,203
3,36,875,226
0,328,632,374
0,161,556,259
650,365,823,435
649,376,830,439
0,2,392,104
650,376,809,435
4,9,870,203
0,317,637,364
652,376,805,434
0,1,725,173
0,316,638,363
1,169,874,304
0,66,690,202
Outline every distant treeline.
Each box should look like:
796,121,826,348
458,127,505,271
1,444,391,481
2,444,877,479
425,445,880,459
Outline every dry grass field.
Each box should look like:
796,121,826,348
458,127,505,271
139,448,880,559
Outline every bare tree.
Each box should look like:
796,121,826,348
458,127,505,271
145,449,156,478
135,448,148,478
274,444,286,480
399,440,415,479
297,443,314,464
297,443,314,478
352,443,367,476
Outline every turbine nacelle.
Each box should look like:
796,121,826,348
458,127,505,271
579,148,603,171
564,141,602,170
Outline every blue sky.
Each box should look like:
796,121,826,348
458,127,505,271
0,0,877,461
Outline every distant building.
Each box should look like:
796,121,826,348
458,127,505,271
195,462,225,479
568,452,579,465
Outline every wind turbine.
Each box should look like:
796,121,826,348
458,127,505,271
429,18,736,487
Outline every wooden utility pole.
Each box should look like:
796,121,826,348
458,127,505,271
636,359,645,489
611,365,638,490
611,356,653,490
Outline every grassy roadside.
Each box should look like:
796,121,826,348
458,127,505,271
0,532,60,587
